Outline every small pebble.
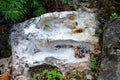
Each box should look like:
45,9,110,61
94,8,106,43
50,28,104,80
86,74,92,80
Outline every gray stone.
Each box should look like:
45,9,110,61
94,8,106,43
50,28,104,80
86,74,92,80
0,57,11,74
98,17,120,80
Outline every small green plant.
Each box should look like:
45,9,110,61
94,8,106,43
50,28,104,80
68,73,82,80
0,50,11,54
96,28,103,38
64,0,72,6
0,45,11,55
90,57,99,70
43,68,64,80
110,13,119,21
0,0,45,21
84,70,88,75
31,73,41,80
96,76,99,80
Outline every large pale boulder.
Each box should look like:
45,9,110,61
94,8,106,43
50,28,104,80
10,7,100,80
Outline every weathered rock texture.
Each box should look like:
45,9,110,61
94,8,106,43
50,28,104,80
10,8,100,80
98,17,120,80
0,57,11,74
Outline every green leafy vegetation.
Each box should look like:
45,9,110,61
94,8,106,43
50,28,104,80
43,68,64,80
90,57,99,70
31,68,64,80
64,0,72,6
0,0,45,21
96,28,103,38
68,73,82,80
110,13,119,21
31,0,45,17
0,0,27,21
0,45,11,55
31,73,41,80
84,70,88,75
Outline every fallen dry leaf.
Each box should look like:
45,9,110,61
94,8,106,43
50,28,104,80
0,73,11,80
